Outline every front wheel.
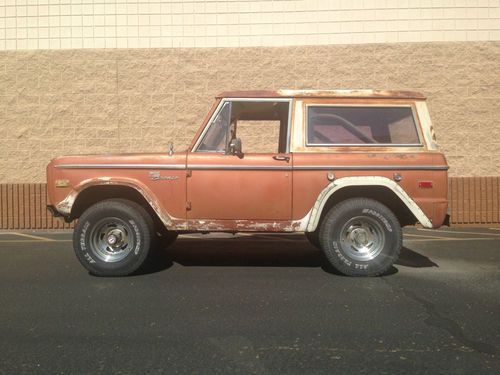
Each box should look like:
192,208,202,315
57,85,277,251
319,198,402,276
73,199,154,276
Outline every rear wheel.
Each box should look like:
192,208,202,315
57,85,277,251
73,199,154,276
319,198,402,276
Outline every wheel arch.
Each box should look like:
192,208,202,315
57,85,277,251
305,176,433,232
62,179,173,231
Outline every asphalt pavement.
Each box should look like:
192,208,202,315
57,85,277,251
0,227,499,374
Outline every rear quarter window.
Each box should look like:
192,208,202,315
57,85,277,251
306,105,421,146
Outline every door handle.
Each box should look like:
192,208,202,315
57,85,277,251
273,155,290,162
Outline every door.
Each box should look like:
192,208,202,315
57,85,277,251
187,99,292,220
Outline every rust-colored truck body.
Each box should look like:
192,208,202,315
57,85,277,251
46,90,448,276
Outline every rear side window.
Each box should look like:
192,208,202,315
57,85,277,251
307,105,420,146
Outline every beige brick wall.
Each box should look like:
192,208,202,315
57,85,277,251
2,1,499,49
0,41,499,182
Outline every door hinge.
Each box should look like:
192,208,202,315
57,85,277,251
186,201,192,211
186,169,192,177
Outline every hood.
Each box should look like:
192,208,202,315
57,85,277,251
49,152,188,168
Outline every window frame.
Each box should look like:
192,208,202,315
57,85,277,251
196,101,232,153
193,98,293,153
305,103,423,148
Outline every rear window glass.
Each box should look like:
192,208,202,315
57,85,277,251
307,106,420,146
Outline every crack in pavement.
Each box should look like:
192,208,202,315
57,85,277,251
383,279,499,356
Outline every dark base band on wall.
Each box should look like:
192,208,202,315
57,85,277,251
0,178,499,230
0,184,73,230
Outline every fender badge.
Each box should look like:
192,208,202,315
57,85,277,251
149,171,179,181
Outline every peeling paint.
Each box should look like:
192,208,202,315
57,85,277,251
217,89,426,100
54,177,178,228
55,191,77,215
306,176,434,231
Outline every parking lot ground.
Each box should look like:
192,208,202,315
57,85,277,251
0,227,499,374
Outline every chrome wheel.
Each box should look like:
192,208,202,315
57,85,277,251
89,218,135,263
339,216,385,262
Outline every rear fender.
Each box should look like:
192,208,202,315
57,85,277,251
304,176,433,231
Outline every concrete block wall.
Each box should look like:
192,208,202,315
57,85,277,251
1,0,499,49
0,41,499,183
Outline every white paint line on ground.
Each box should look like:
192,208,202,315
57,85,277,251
0,240,72,243
9,232,57,241
404,233,452,240
417,228,500,237
404,238,496,242
489,228,500,231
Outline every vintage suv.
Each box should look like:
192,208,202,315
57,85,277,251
46,90,449,277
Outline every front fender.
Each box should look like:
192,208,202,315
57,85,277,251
54,177,175,227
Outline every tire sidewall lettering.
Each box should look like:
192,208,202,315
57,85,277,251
128,219,141,256
79,221,96,264
362,208,392,232
333,241,370,270
332,241,352,267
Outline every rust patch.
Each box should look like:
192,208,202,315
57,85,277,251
180,219,299,232
217,89,426,100
54,177,178,227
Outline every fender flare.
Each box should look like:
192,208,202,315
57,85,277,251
304,176,433,232
55,177,176,227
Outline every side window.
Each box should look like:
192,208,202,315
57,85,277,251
231,101,290,154
236,120,281,153
197,100,290,153
307,106,420,146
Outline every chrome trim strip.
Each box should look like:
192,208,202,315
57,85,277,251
286,99,293,154
188,164,293,171
56,163,448,171
55,164,186,170
294,165,449,171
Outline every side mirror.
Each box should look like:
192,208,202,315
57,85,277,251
228,138,243,157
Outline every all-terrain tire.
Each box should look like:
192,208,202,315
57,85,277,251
318,198,402,276
73,199,154,276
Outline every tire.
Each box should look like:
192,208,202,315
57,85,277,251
318,198,402,277
73,199,154,276
305,231,321,249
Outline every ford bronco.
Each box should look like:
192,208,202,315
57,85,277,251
46,90,449,277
